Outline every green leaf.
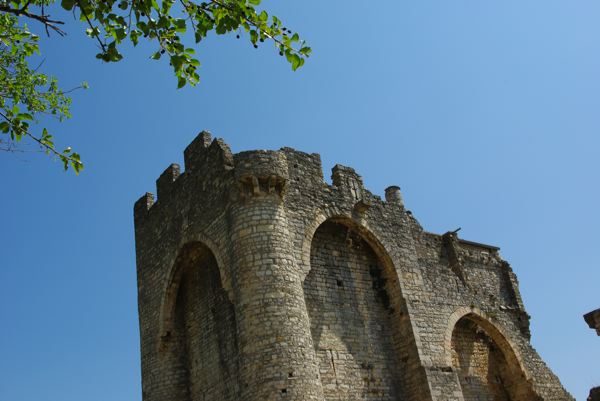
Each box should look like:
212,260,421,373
291,54,302,71
299,46,312,56
171,55,185,71
130,30,140,46
61,0,76,11
174,18,187,32
114,27,127,41
250,30,258,44
158,16,170,29
17,113,33,120
69,152,84,174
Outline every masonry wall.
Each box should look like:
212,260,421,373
450,317,541,401
133,132,574,401
452,318,512,401
407,227,572,401
304,221,404,400
174,245,239,401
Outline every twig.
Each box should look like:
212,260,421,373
0,4,67,36
32,57,46,73
0,111,81,166
19,0,32,13
74,0,107,53
208,0,300,55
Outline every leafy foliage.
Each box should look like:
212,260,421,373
0,0,310,172
0,12,84,172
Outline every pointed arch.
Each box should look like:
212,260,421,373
156,239,240,401
302,215,422,400
446,307,541,401
300,212,399,282
158,236,230,341
444,308,527,375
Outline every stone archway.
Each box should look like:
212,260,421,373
160,242,240,401
302,218,409,401
448,311,540,401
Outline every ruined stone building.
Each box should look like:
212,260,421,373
134,132,573,401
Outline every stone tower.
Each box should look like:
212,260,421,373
133,132,573,401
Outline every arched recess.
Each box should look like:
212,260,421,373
159,236,232,340
302,217,416,401
160,241,240,401
447,309,541,401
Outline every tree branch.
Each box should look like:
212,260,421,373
74,0,107,53
208,0,299,54
0,4,67,36
0,111,81,167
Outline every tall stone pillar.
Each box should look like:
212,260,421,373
229,151,324,401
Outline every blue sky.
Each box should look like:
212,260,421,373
1,1,599,400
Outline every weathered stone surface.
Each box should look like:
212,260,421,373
134,132,574,401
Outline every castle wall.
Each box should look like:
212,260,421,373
133,132,574,401
407,229,572,400
451,318,512,401
304,220,404,400
174,245,239,401
450,317,540,401
227,191,324,401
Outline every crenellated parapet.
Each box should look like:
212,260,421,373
331,164,364,201
156,163,180,200
133,131,574,401
135,132,410,223
183,131,233,173
134,132,234,223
